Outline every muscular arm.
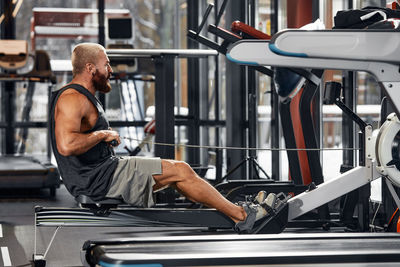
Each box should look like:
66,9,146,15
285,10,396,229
54,90,120,156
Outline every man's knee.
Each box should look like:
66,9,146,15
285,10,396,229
172,160,192,174
177,161,195,176
162,159,191,174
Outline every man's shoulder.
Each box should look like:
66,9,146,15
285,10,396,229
56,87,91,110
58,87,87,101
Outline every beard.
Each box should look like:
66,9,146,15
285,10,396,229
93,69,112,93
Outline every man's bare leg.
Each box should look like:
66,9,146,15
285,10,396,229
153,160,247,223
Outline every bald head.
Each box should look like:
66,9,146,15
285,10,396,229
71,43,106,77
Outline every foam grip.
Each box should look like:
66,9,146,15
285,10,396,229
231,20,271,40
130,146,142,156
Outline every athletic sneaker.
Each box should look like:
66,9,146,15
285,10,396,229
235,192,281,233
253,190,268,205
263,192,278,211
253,191,279,210
254,191,285,210
234,202,268,233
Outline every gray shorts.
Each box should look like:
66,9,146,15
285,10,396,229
106,156,162,207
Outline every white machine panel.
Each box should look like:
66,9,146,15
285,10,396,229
271,30,400,64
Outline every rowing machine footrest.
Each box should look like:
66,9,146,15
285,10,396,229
75,195,123,216
253,201,289,234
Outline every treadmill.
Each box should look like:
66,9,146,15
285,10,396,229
0,155,59,196
0,43,60,196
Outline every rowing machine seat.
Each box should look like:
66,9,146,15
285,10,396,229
75,195,123,205
75,195,124,216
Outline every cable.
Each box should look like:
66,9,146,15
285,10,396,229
119,136,360,152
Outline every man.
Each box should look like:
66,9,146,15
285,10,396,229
49,42,272,233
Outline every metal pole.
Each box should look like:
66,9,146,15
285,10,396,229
247,0,258,179
1,0,16,155
214,0,223,181
187,0,201,165
270,0,281,180
154,56,175,159
98,0,106,108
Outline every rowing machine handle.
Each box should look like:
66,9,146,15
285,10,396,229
109,140,118,147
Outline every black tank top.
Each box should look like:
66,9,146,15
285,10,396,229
49,84,118,200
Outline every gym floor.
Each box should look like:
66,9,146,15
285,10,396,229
0,185,220,267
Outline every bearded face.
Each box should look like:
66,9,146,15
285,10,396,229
92,69,112,93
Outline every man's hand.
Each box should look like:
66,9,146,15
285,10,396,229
102,129,121,146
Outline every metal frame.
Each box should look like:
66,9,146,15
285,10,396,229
106,49,218,159
187,0,202,165
202,0,269,180
187,0,288,181
187,0,212,168
187,1,326,189
213,0,223,181
224,0,248,179
270,0,281,180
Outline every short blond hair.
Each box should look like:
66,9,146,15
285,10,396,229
71,43,105,77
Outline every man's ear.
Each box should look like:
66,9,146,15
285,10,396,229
85,63,94,74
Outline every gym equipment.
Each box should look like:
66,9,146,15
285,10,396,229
33,192,290,266
75,79,399,265
33,179,296,266
0,155,59,197
0,46,60,195
34,17,400,267
188,1,332,226
81,233,400,266
0,40,28,69
226,29,400,222
124,119,155,156
379,95,400,232
106,48,218,160
35,10,400,266
187,1,323,186
0,48,56,83
187,2,273,184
